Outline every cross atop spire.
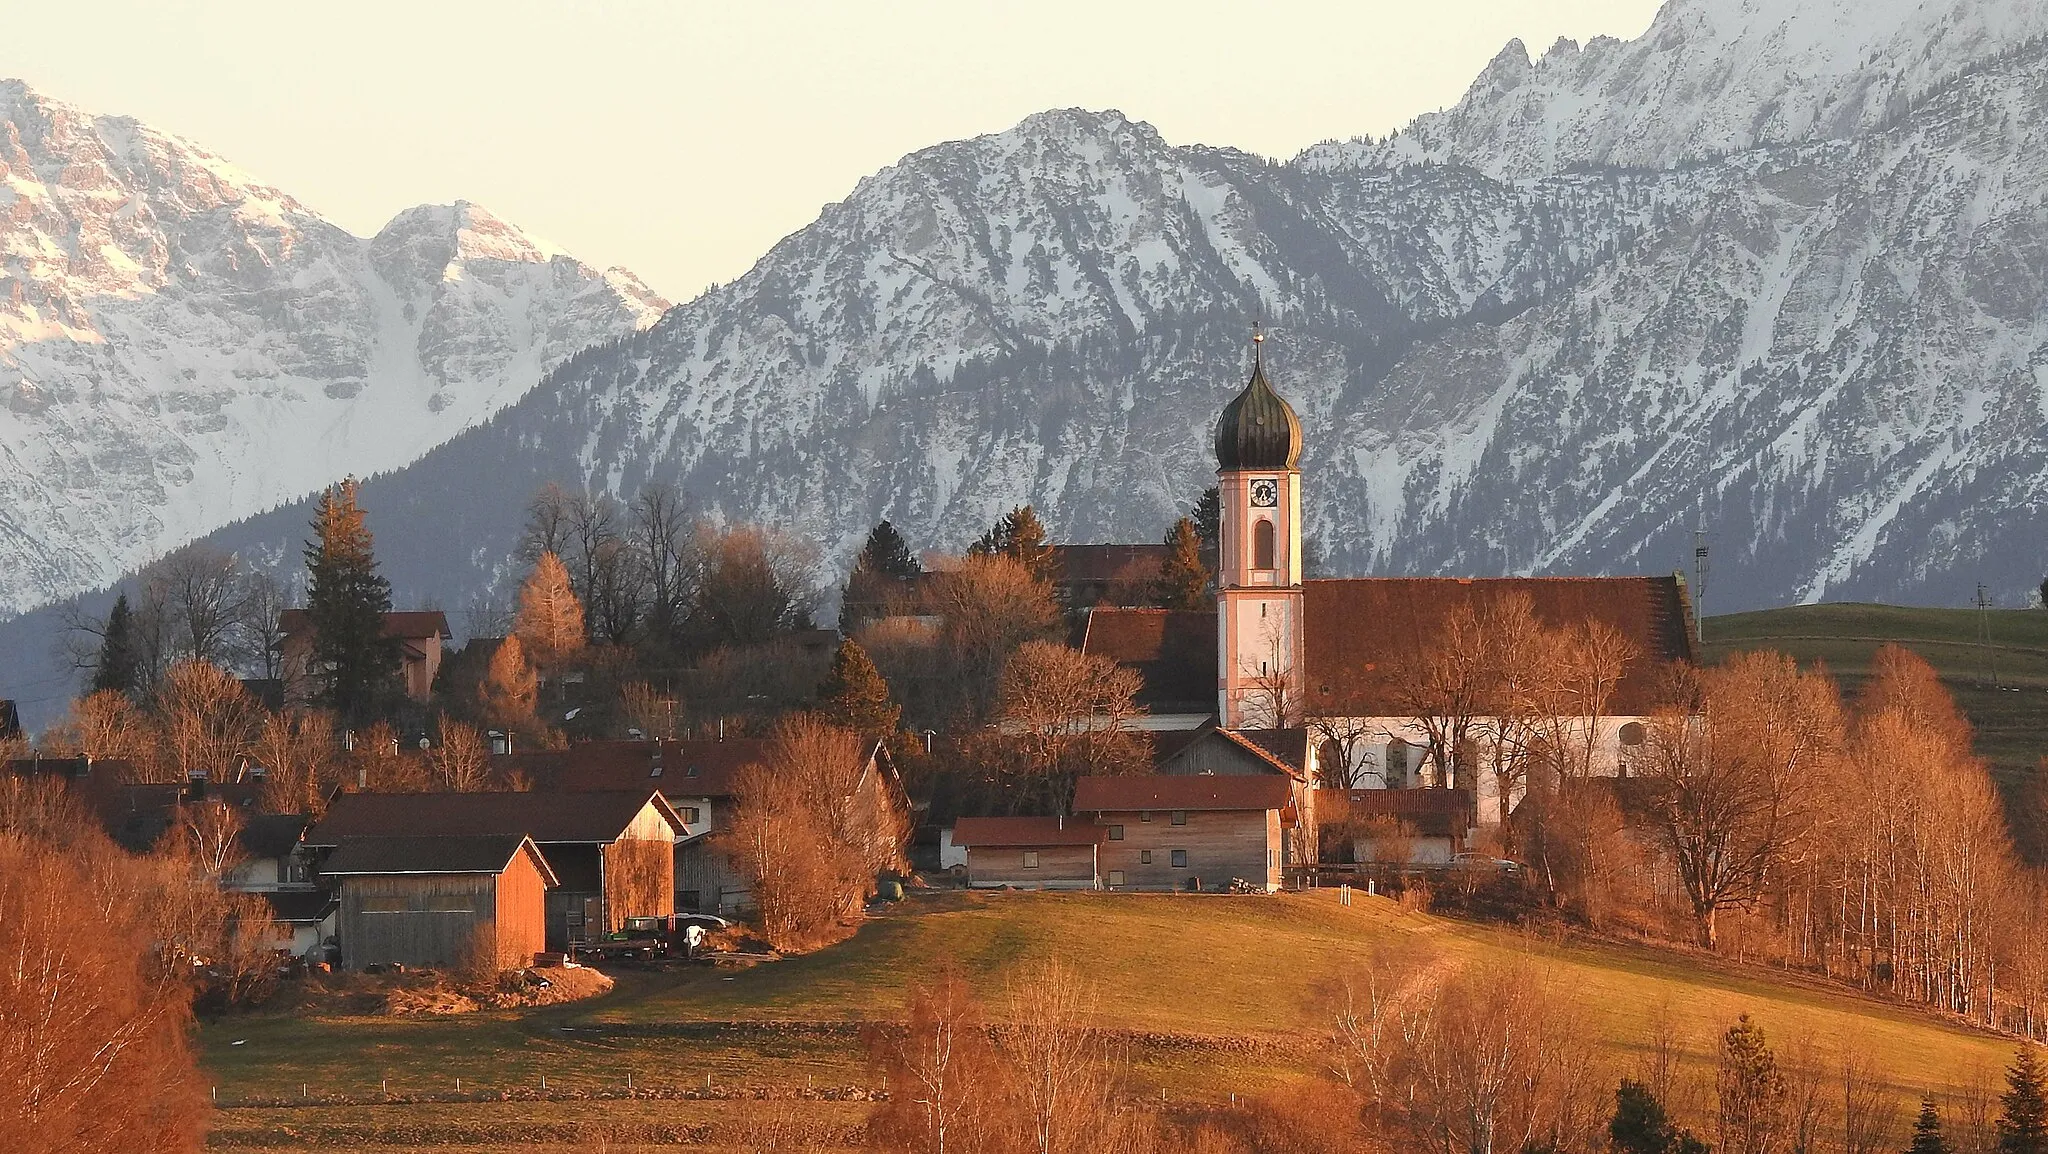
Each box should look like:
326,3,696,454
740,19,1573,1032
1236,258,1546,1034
1252,319,1265,364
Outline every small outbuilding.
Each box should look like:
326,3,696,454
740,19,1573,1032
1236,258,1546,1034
321,834,557,971
1072,774,1294,893
950,816,1105,890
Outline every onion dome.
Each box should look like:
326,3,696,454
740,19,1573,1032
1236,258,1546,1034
1214,339,1301,471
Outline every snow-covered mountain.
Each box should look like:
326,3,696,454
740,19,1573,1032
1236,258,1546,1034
1305,0,2048,179
0,79,666,616
13,0,2048,718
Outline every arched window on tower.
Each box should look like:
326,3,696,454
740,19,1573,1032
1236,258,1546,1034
1253,519,1275,570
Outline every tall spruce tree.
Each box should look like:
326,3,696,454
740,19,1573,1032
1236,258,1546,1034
1912,1098,1953,1154
856,521,920,580
303,477,399,722
1193,486,1221,564
970,505,1054,582
840,520,922,633
1152,517,1210,610
817,637,900,744
1999,1047,2048,1154
90,593,142,695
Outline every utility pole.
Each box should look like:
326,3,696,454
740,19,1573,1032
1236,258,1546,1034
1975,583,2000,688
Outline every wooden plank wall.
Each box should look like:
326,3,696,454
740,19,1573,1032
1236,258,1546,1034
338,873,496,970
1096,809,1279,891
966,844,1097,888
493,850,550,967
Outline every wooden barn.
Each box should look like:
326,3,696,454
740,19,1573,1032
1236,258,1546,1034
307,790,684,950
320,834,556,971
951,816,1105,889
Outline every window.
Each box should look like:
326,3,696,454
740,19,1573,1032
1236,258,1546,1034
359,896,408,913
1107,824,1124,840
1107,870,1126,887
1140,850,1153,864
679,890,702,911
1171,850,1189,869
1023,851,1040,868
1253,519,1276,570
680,806,702,825
1140,811,1152,822
1618,722,1646,747
1170,810,1187,826
425,894,472,913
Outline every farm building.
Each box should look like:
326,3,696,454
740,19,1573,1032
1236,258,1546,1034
307,790,683,950
497,737,910,917
951,816,1105,889
320,834,556,971
1072,774,1294,893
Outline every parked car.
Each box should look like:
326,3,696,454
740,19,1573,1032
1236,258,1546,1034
1449,852,1522,877
576,914,732,963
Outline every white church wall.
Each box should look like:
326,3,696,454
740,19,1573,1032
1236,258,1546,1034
1310,714,1656,824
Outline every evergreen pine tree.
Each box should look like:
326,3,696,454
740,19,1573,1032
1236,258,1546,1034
970,505,1054,581
1193,486,1221,560
1911,1098,1953,1154
840,520,922,633
856,521,920,580
303,478,399,722
90,593,142,695
1999,1047,2048,1154
1611,1079,1709,1154
817,638,900,743
515,551,586,671
1152,517,1210,610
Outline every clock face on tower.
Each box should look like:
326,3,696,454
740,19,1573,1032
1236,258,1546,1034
1249,478,1279,508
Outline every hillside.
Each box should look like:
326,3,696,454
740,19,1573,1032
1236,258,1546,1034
200,890,2018,1151
1703,603,2048,785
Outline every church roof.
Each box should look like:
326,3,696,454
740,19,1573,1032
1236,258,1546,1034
1303,576,1698,717
1077,608,1217,714
1214,354,1302,472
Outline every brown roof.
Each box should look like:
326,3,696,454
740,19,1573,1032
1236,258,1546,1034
1078,608,1217,714
951,816,1106,847
1052,544,1172,585
320,834,558,883
307,790,679,847
1304,576,1697,717
278,609,452,641
1072,774,1292,813
1225,728,1311,775
494,738,769,796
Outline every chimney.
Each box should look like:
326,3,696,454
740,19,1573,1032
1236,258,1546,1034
185,770,208,802
1057,814,1064,830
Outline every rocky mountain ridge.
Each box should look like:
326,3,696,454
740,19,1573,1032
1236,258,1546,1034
0,79,666,616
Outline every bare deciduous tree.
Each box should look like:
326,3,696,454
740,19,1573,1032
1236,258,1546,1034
428,720,492,792
155,660,262,783
990,640,1149,813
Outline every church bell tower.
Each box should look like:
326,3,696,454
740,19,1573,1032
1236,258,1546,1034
1215,328,1304,730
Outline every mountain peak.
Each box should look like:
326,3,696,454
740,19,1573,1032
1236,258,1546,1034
1321,0,2048,178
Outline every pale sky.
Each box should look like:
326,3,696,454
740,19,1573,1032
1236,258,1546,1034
3,1,1663,300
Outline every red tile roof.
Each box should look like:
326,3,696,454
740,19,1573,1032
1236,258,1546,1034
494,739,771,797
1072,774,1292,813
278,609,451,641
1078,608,1217,713
1304,576,1697,717
307,790,679,847
951,816,1106,847
1052,544,1172,585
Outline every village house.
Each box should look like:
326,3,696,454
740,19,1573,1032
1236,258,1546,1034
1073,774,1293,892
278,609,452,704
1317,787,1477,866
951,815,1105,889
306,790,682,950
320,834,556,971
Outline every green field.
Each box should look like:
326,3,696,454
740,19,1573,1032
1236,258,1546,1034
1703,603,2048,786
201,890,2019,1150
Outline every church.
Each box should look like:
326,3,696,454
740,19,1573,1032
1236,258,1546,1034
1079,335,1700,831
